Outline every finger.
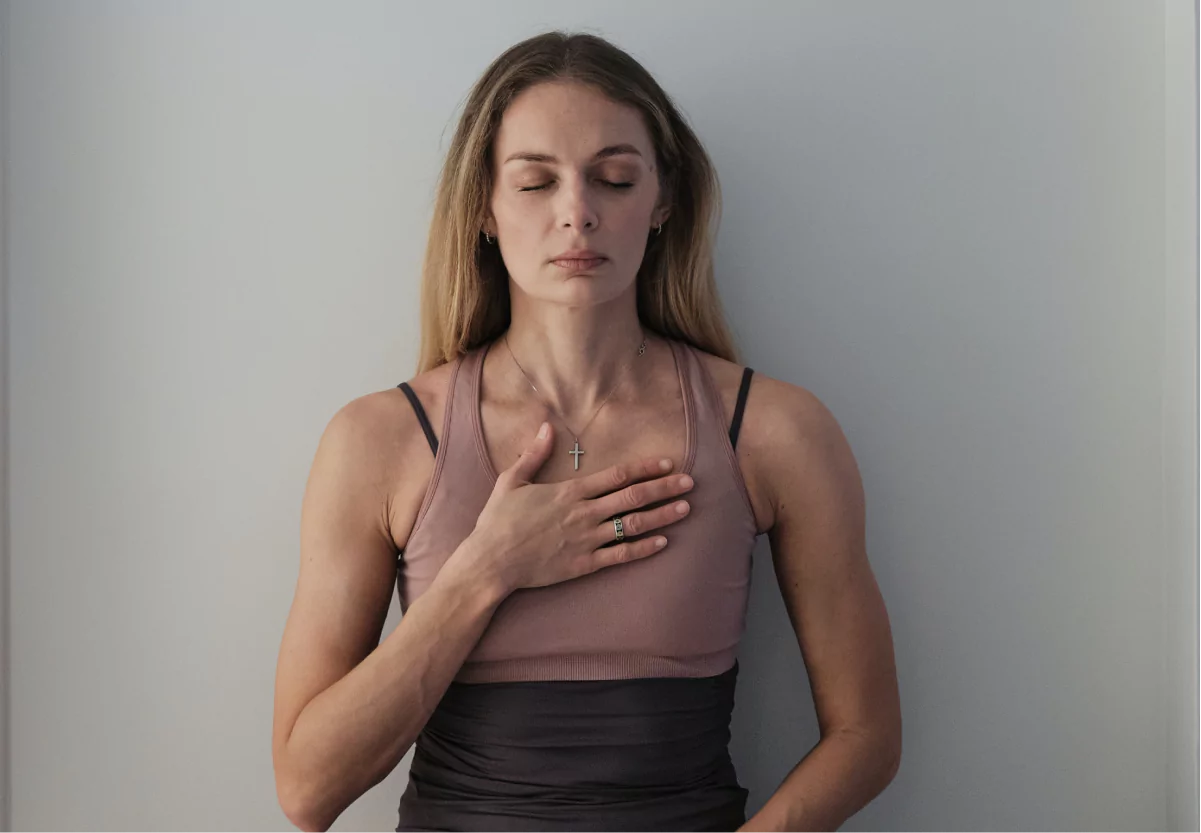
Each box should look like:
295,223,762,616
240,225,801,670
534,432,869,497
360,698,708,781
569,456,675,501
590,499,690,549
590,534,669,570
588,471,694,523
502,421,554,485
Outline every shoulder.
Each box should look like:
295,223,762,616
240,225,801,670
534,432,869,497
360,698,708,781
323,357,461,551
389,356,459,438
692,347,855,535
334,358,458,457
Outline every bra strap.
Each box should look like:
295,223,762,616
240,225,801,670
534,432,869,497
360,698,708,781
729,367,754,451
397,382,438,456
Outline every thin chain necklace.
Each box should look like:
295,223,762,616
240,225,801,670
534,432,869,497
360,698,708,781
503,330,648,471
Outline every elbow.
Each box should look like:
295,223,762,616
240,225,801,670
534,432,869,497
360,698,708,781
879,728,902,788
885,743,902,783
277,768,334,833
277,784,311,832
279,791,332,833
835,723,901,790
869,713,902,786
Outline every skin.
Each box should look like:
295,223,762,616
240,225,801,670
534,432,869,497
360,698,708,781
277,78,902,831
482,79,671,423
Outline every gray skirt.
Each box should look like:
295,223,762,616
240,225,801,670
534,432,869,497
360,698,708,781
395,660,749,832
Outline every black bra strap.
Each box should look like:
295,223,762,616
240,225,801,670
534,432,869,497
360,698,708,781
729,367,754,451
397,382,438,457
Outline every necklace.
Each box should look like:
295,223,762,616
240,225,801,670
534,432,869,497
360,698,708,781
503,331,648,471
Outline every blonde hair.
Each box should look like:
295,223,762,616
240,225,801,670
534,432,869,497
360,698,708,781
416,30,741,373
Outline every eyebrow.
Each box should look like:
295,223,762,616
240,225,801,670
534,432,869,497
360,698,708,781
502,143,644,165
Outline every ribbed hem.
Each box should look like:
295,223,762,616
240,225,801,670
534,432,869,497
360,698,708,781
452,648,738,684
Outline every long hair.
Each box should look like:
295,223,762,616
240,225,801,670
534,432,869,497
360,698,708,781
416,30,740,373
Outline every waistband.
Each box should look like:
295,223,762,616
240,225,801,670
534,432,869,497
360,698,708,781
395,660,749,832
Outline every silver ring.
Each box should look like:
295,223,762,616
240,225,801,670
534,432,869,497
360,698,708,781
612,516,624,542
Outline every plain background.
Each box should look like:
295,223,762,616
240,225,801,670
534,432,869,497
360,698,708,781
2,0,1197,830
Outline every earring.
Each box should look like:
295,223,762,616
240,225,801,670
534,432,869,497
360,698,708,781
656,223,663,236
484,230,492,244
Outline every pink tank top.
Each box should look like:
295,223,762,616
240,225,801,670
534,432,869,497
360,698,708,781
396,337,760,684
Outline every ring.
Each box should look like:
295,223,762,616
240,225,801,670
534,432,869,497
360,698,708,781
612,516,625,543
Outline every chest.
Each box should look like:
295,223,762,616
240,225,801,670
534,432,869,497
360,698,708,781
478,388,692,485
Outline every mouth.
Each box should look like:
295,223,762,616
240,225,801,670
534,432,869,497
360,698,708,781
551,256,608,271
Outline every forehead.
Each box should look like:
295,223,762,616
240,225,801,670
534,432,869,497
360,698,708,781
492,81,654,164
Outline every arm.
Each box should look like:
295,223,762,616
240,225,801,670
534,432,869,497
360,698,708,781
271,397,508,833
737,381,902,832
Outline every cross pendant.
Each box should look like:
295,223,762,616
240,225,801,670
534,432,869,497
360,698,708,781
568,439,584,471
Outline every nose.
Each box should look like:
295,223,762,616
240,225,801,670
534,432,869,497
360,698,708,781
556,174,598,232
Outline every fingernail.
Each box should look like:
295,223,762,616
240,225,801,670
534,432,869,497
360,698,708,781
679,475,693,488
659,459,672,471
675,501,689,514
538,422,548,439
655,537,667,548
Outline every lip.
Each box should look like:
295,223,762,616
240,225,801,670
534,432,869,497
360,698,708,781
552,256,607,271
551,249,607,271
552,248,605,261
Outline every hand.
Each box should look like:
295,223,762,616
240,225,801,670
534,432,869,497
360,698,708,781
452,421,695,596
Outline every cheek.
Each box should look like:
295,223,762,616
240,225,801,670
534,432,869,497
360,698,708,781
610,207,654,249
494,195,552,243
491,204,544,272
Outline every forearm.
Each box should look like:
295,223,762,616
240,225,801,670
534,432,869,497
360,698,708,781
740,729,900,832
280,537,508,832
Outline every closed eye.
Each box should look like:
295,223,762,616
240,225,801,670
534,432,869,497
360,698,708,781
518,181,634,192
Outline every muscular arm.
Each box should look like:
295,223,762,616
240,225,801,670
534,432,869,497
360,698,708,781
738,379,902,831
271,395,507,832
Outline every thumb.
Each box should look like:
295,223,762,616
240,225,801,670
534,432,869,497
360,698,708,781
505,421,554,484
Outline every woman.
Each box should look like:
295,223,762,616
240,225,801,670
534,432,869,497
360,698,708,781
272,30,901,833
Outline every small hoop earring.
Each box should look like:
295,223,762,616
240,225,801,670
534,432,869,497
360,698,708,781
656,223,663,236
484,230,493,244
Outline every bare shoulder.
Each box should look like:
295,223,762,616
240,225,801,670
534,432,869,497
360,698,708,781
385,359,459,551
693,349,848,536
338,358,459,553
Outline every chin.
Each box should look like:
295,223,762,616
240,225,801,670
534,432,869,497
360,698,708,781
554,276,634,306
514,270,635,307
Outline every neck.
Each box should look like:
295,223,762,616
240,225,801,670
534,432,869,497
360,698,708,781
501,291,653,422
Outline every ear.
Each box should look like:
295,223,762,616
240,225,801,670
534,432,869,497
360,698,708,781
651,168,672,228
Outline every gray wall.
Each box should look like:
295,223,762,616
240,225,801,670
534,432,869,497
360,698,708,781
3,1,1196,830
1164,2,1198,830
0,2,9,829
